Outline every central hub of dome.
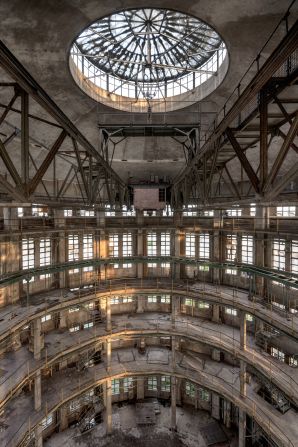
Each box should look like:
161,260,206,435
69,8,228,112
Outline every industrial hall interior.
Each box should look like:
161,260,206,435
0,0,297,446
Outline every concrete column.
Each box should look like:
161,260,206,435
171,336,176,431
137,294,145,313
137,229,143,278
34,424,43,447
106,338,111,372
106,297,112,331
255,206,269,297
174,229,181,279
33,318,42,360
96,210,105,227
211,393,220,420
211,349,221,362
240,311,247,350
105,378,112,435
34,370,42,411
171,295,177,327
137,376,145,400
212,304,221,323
60,406,68,431
240,360,247,397
59,310,67,329
223,400,231,428
238,408,246,447
212,210,222,284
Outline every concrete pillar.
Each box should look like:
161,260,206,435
212,304,221,323
240,360,247,398
238,408,246,447
255,206,269,297
223,400,231,428
59,310,67,329
211,393,220,420
106,297,112,331
174,229,181,279
137,229,143,278
212,210,222,284
171,336,176,430
59,406,68,431
239,311,247,350
34,370,42,411
33,319,42,360
106,338,111,372
137,376,145,400
34,424,43,447
96,210,105,227
137,294,145,313
211,349,221,362
105,378,112,435
171,295,177,327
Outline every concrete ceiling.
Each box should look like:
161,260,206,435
0,0,297,184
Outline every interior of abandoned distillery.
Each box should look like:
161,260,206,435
0,1,297,446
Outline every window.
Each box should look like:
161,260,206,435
105,205,115,216
204,210,214,217
185,298,193,306
122,296,133,303
225,307,237,316
148,295,157,303
271,347,285,362
122,205,135,216
40,238,51,279
69,398,81,412
69,325,80,332
83,234,93,272
199,388,210,401
109,233,119,268
242,235,254,265
198,301,209,309
123,377,134,392
185,233,196,257
161,231,171,268
83,321,94,329
226,234,237,274
17,207,23,217
69,306,80,313
110,296,120,305
147,376,157,391
183,204,197,217
199,233,209,259
22,238,35,271
41,414,53,429
250,204,256,217
163,205,173,216
289,356,298,367
32,204,48,217
272,239,285,271
246,314,253,322
185,381,195,397
160,295,171,303
41,314,51,323
147,232,157,267
276,206,296,217
161,376,171,392
112,379,120,395
123,233,132,268
80,209,95,217
64,209,72,217
68,234,79,274
226,208,242,217
144,210,157,216
291,241,298,274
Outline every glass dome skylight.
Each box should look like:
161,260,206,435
69,8,228,112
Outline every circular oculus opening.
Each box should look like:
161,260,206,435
69,8,228,112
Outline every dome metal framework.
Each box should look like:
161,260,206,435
70,8,227,106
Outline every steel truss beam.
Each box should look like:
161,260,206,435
0,40,127,206
171,18,298,207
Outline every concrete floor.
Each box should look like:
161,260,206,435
44,402,237,447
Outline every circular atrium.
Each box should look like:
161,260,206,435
69,8,228,112
0,2,297,447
